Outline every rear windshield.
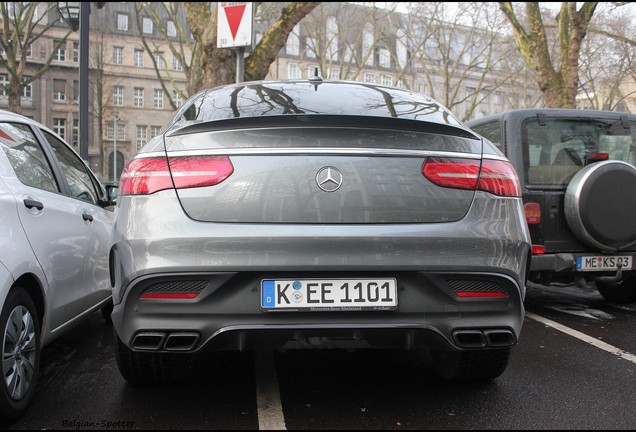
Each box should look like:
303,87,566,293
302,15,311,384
524,118,636,187
165,127,481,154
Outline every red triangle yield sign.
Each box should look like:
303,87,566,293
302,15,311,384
224,4,246,41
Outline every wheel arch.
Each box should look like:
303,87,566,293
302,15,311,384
12,274,45,329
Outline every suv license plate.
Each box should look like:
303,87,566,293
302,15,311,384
261,278,398,311
576,256,633,271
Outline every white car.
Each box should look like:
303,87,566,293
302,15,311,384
0,110,118,422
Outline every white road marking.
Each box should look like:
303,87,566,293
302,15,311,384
255,350,287,430
526,312,636,364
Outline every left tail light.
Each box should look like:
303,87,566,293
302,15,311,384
119,155,234,196
422,157,521,197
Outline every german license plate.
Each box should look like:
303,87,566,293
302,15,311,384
576,255,633,271
261,278,398,311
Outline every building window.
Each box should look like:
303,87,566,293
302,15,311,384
381,75,393,86
113,46,123,65
150,126,162,138
396,79,404,89
53,79,66,101
326,17,338,62
167,20,177,37
21,77,32,98
329,68,339,80
142,17,153,34
53,118,66,140
154,52,164,69
363,23,374,66
172,90,183,108
153,89,163,109
72,42,79,62
172,56,182,71
54,40,65,61
287,63,301,79
26,44,32,58
134,49,144,67
136,125,147,150
117,13,129,31
0,74,8,104
134,88,144,107
72,117,79,149
286,24,300,56
113,86,124,106
364,72,376,83
306,65,318,79
379,48,391,68
305,37,316,58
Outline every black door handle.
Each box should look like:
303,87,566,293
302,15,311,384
82,212,94,222
23,198,44,210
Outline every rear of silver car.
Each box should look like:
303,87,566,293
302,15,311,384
110,82,530,382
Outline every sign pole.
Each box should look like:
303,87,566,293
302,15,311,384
217,2,252,84
236,47,245,83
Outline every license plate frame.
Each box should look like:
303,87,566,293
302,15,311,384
575,255,633,271
261,278,398,311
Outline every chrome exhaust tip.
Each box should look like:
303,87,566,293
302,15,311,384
131,332,167,350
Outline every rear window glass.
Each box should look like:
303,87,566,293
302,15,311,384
165,127,481,154
524,118,636,187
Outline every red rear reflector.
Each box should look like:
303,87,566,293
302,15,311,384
455,291,509,298
139,293,200,299
119,155,234,195
524,202,541,224
532,245,545,255
586,152,609,163
422,158,521,197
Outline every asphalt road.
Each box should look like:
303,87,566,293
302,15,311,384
6,282,636,430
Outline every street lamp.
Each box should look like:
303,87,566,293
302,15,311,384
57,2,93,162
113,112,118,181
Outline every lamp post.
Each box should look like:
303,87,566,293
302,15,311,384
112,112,118,181
57,2,102,163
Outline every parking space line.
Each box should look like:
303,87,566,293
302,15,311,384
255,350,287,430
526,312,636,364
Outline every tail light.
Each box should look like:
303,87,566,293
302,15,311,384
119,155,234,196
586,152,609,164
524,202,541,224
422,157,521,197
532,245,545,255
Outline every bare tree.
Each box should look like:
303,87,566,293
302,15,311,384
578,4,636,111
134,2,199,110
89,31,124,179
0,2,70,114
397,2,528,121
135,2,319,100
498,2,599,108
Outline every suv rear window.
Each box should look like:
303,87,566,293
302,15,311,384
524,118,636,187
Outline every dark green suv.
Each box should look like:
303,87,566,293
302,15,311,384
468,109,636,303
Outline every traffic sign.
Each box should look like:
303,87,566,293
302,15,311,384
217,2,253,48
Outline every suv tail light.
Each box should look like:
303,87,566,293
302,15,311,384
422,157,521,197
119,155,234,196
524,202,541,224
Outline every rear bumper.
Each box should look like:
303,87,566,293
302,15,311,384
529,252,636,282
111,271,525,353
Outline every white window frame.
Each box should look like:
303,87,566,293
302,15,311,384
142,17,153,34
287,63,301,79
54,40,66,61
117,13,129,31
153,89,164,109
53,118,66,140
113,86,124,106
136,125,148,150
133,87,144,108
167,20,177,37
134,49,144,67
113,46,123,65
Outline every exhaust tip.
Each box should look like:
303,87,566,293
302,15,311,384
164,332,200,351
132,332,167,350
452,330,486,348
484,329,515,347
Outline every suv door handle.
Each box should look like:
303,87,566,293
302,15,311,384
23,198,44,210
82,212,94,222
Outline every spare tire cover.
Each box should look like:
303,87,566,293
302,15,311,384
564,160,636,252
